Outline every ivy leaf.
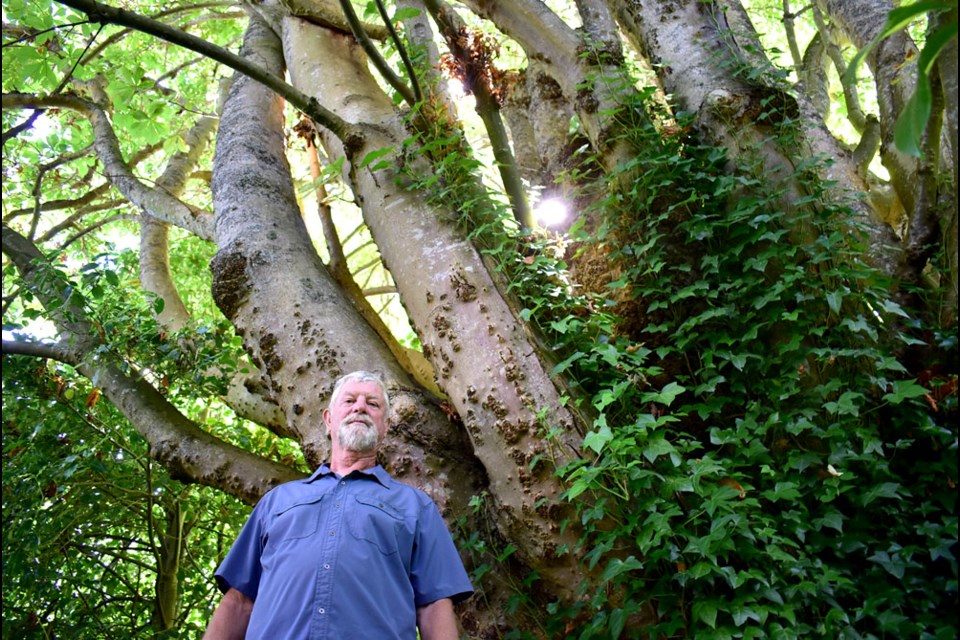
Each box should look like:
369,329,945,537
813,510,845,532
583,423,613,454
883,379,929,404
762,482,800,502
895,74,932,157
393,6,422,20
867,549,907,578
640,381,686,406
609,608,626,639
824,391,864,416
826,290,844,314
642,437,676,463
692,599,719,628
862,482,905,507
601,555,643,582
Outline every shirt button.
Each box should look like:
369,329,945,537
339,481,346,486
324,563,331,570
329,530,335,536
318,608,325,614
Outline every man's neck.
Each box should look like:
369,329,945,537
329,450,377,476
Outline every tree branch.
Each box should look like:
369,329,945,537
336,0,417,106
2,92,215,241
2,338,78,363
2,223,304,504
54,0,359,144
422,0,533,229
81,2,240,65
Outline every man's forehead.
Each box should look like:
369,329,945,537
338,381,384,398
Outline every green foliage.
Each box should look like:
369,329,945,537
2,244,303,635
2,354,250,638
532,92,958,637
407,71,958,635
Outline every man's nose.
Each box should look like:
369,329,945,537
351,396,369,412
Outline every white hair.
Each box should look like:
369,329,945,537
329,371,390,415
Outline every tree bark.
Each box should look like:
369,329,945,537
279,12,588,601
814,0,922,216
938,7,959,323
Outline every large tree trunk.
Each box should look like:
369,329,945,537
275,8,589,602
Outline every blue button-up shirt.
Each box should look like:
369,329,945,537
215,464,473,639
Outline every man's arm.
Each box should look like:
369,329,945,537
203,587,254,640
416,597,459,640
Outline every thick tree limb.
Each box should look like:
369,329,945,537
140,112,219,331
2,338,78,362
2,224,305,504
812,7,869,132
300,125,441,396
210,14,482,527
814,0,922,216
607,0,901,278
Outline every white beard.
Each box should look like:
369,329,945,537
338,416,379,452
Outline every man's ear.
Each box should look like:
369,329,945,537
323,408,332,434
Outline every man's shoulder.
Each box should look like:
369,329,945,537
374,469,441,511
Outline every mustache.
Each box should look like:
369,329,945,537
342,414,374,427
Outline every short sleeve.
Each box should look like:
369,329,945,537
214,497,269,601
409,500,474,606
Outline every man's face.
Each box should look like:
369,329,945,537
323,380,388,453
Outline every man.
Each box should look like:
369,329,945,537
204,371,473,639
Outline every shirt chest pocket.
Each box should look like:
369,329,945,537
265,495,325,549
346,495,406,556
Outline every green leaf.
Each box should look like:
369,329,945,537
393,6,422,21
642,437,676,463
692,599,719,629
862,482,905,507
640,381,686,406
497,543,517,562
609,608,626,639
882,379,929,404
824,391,864,416
358,146,395,169
813,510,845,532
601,555,643,582
762,482,800,502
894,73,932,157
826,290,843,314
583,424,613,454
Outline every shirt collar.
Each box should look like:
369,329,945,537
308,463,391,488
